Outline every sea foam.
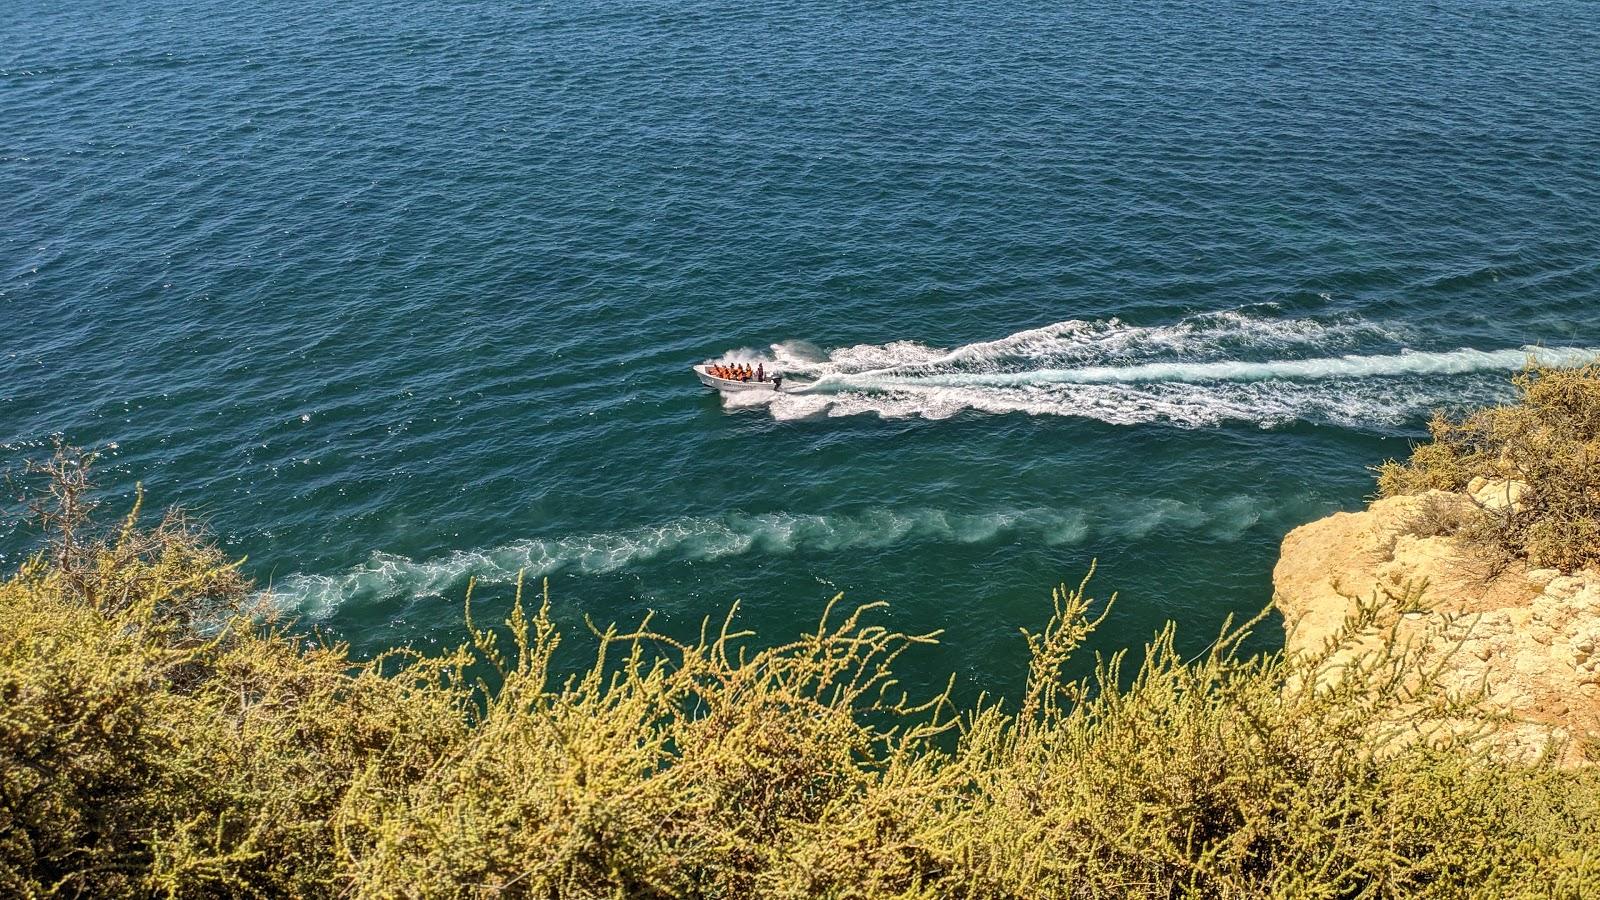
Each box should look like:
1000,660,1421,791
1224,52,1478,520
719,314,1598,427
271,495,1290,617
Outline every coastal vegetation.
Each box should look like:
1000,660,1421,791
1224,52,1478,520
1377,363,1600,573
7,389,1600,896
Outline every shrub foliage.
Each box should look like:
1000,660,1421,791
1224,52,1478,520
1376,363,1600,571
4,447,1600,898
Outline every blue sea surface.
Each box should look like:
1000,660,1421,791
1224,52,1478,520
5,0,1600,694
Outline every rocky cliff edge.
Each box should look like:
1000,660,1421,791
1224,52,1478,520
1273,483,1600,767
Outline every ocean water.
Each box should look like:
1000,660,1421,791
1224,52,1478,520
5,0,1600,695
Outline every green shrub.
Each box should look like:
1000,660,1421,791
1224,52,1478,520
4,447,1600,898
1377,364,1600,571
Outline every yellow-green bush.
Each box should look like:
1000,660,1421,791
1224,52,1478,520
1376,363,1600,571
5,448,1600,898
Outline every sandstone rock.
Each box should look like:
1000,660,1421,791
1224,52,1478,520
1470,478,1531,513
1274,489,1600,768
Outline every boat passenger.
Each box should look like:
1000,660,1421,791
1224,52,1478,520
756,363,764,381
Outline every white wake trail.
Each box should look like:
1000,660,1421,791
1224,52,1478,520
806,345,1600,391
270,497,1293,617
725,312,1596,426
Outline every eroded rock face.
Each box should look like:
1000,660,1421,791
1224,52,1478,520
1273,491,1600,767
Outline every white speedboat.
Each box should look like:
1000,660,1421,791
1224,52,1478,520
693,364,787,392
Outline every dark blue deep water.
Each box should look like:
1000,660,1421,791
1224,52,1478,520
5,0,1600,694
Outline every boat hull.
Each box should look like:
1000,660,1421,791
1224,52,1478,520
693,365,786,392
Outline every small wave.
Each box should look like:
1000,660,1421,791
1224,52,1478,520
721,313,1596,426
271,497,1291,617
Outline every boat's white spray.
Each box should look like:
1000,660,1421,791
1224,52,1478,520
800,345,1600,391
715,313,1600,427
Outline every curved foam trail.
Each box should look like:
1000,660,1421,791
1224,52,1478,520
728,313,1597,426
807,346,1600,391
765,311,1409,379
271,496,1297,617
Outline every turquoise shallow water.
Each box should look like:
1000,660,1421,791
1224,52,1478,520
5,0,1600,695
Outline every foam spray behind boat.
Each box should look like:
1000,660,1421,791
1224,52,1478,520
713,312,1600,427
